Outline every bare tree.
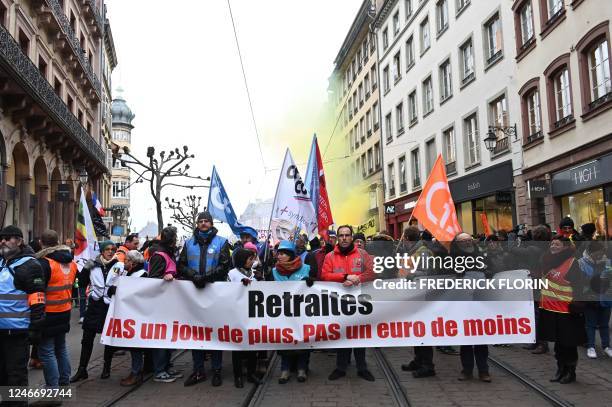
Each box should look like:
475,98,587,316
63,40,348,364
166,195,204,233
113,145,209,234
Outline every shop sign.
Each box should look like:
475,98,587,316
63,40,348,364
449,161,513,203
355,217,377,236
527,179,550,198
57,184,70,201
495,191,513,204
404,201,417,210
551,153,612,196
384,204,396,214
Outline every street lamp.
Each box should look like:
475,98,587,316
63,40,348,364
484,124,518,152
78,168,88,185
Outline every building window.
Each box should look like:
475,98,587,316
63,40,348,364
359,83,364,106
365,73,370,97
0,3,7,27
393,51,401,82
370,32,376,54
456,0,470,15
373,101,380,129
374,142,381,169
361,154,367,178
38,56,48,79
576,23,612,118
371,66,378,89
360,117,365,142
385,112,393,142
547,0,563,20
439,59,453,102
422,76,434,115
388,163,396,196
420,17,431,54
411,149,421,188
436,0,449,35
544,54,574,133
112,181,129,199
399,155,407,192
488,94,509,154
553,68,572,122
18,29,29,56
409,90,418,124
86,121,91,136
396,103,405,135
383,65,390,93
425,139,437,176
519,79,543,144
355,124,359,148
67,94,74,113
383,27,389,50
539,0,565,36
464,113,480,167
460,38,475,85
366,110,372,135
443,127,457,174
393,11,400,36
367,148,374,174
363,40,369,64
484,13,503,66
406,35,415,69
405,0,413,19
518,2,534,48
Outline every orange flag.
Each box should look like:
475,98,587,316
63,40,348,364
412,155,462,242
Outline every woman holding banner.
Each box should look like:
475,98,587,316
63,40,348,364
272,240,313,384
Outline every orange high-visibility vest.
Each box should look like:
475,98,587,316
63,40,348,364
45,258,77,313
540,257,574,314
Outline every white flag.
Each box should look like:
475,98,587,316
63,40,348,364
268,149,317,244
74,187,99,269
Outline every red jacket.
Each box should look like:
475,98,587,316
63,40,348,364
321,245,375,283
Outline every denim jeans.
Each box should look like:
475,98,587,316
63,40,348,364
280,351,309,372
38,334,71,386
152,349,172,375
337,348,367,372
460,345,488,374
192,350,222,374
130,350,144,375
584,305,611,348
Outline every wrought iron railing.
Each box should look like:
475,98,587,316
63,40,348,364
0,24,106,169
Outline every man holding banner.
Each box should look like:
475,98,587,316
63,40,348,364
321,225,375,382
177,211,231,387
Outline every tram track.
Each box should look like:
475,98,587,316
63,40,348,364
373,348,412,407
488,355,574,407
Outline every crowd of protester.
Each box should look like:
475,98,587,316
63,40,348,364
0,211,609,405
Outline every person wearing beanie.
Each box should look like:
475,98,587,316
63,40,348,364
559,217,579,240
0,225,46,390
272,241,312,384
309,237,321,252
71,240,117,382
353,232,366,250
178,211,231,387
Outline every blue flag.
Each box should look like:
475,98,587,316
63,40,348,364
207,166,258,239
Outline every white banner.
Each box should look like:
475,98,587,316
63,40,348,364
101,277,535,350
268,149,317,244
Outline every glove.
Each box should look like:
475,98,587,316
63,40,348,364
29,303,46,329
28,329,41,345
305,277,314,287
107,286,117,298
192,275,207,289
241,278,251,286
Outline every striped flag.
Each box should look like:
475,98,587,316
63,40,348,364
92,192,105,216
74,187,99,269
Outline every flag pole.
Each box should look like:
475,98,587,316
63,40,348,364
263,149,288,266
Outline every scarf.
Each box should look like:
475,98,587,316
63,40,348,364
275,256,303,276
236,267,254,279
338,242,355,256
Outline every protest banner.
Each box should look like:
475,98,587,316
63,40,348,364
101,277,535,350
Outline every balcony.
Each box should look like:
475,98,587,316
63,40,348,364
0,24,106,171
588,90,612,111
553,114,574,129
78,0,104,37
445,161,456,174
492,136,509,155
34,0,102,99
525,131,543,145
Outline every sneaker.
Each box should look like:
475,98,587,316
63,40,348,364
327,369,346,381
154,372,176,383
587,347,597,359
357,370,375,382
278,370,290,384
604,347,612,358
184,372,206,387
79,317,84,324
167,369,184,379
297,369,307,383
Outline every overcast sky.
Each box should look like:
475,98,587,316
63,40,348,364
106,0,362,235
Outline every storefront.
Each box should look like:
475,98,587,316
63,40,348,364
384,192,419,239
551,152,612,239
449,161,515,237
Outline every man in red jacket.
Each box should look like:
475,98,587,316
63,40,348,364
321,225,375,382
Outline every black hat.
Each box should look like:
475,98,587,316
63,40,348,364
581,223,596,236
559,217,574,229
197,211,213,223
0,225,23,239
353,232,366,242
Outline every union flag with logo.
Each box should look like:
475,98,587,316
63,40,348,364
412,155,461,242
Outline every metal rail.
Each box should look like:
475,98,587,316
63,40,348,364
488,355,574,407
243,352,278,407
373,348,412,407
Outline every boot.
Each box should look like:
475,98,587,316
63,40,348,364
532,343,548,354
559,366,576,384
211,369,222,387
101,362,111,379
70,367,88,383
234,375,244,388
550,364,565,382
